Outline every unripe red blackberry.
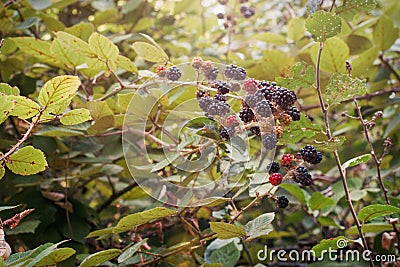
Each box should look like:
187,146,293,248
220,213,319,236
201,61,214,73
277,196,289,208
157,65,166,77
269,173,283,186
239,107,254,123
267,161,280,174
281,154,293,166
166,66,182,81
244,78,258,94
191,57,204,70
226,115,239,126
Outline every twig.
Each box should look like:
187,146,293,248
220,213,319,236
64,141,74,239
379,52,400,83
96,181,137,212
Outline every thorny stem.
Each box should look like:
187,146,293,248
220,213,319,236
314,41,374,266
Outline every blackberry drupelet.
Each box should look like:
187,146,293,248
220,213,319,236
250,126,261,136
272,87,296,109
239,107,254,123
255,100,272,118
294,166,312,186
287,106,301,121
166,66,182,81
262,134,277,150
277,196,289,208
214,80,231,95
267,161,280,174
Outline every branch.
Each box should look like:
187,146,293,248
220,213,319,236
379,52,400,83
96,181,138,212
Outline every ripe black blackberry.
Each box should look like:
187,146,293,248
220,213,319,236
196,90,207,99
198,96,213,113
257,80,271,89
244,93,260,108
239,107,254,123
214,80,231,95
255,100,273,118
204,67,219,81
214,93,226,102
267,161,280,174
166,66,182,81
250,126,261,136
219,127,233,140
208,100,230,116
301,145,322,164
277,196,289,208
287,106,300,121
272,87,296,110
224,64,246,80
294,166,312,186
262,134,277,150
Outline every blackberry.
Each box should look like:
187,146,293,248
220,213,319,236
267,161,280,174
217,13,224,19
294,166,312,186
279,113,292,126
166,66,182,81
287,106,300,121
262,134,277,150
214,93,226,102
274,125,283,139
196,90,207,99
201,61,214,73
250,126,261,136
156,65,166,77
198,96,213,113
269,173,283,186
262,87,275,101
220,127,233,140
277,196,289,208
255,100,272,118
204,67,219,81
272,87,296,109
214,80,231,95
191,57,203,69
230,82,241,92
239,107,254,123
244,78,258,94
281,154,293,166
208,100,230,116
240,6,247,13
257,80,271,89
224,64,246,80
300,145,320,164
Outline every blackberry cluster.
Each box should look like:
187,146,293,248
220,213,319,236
301,145,323,164
262,134,277,151
293,166,312,186
214,80,231,95
271,87,296,110
239,107,254,123
166,66,182,81
287,106,300,121
267,161,280,174
277,196,289,208
224,64,246,80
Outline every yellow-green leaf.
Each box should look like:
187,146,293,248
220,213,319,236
305,11,342,42
79,249,121,267
38,75,81,112
8,95,40,119
287,17,306,42
311,37,349,73
358,204,400,223
336,0,376,20
64,22,94,41
55,31,95,58
60,108,92,125
325,73,367,107
116,55,138,73
132,42,168,63
35,248,76,266
114,207,176,233
6,146,47,176
0,83,19,96
0,165,5,180
51,39,85,67
88,32,119,61
373,15,399,51
0,93,16,124
209,222,246,239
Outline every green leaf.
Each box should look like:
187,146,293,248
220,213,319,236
7,220,40,235
6,146,48,176
117,238,148,263
287,17,306,42
51,39,85,68
25,240,69,267
0,165,4,180
317,217,344,229
88,32,119,62
308,192,335,210
312,236,352,257
38,75,81,113
35,248,76,266
64,22,94,41
358,204,400,222
279,115,322,143
0,93,16,124
86,228,114,238
7,95,40,119
305,10,342,42
116,55,138,73
342,154,371,171
60,108,92,125
325,73,367,107
336,0,376,20
209,241,240,267
0,83,19,96
28,0,52,10
35,125,84,137
280,184,307,205
114,207,176,233
351,48,379,77
55,31,95,58
310,37,350,73
209,222,246,239
372,15,399,51
346,223,394,235
132,42,168,63
276,62,315,90
79,249,121,267
244,213,275,241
